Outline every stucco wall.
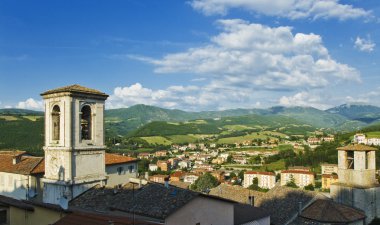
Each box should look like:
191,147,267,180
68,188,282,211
165,196,234,225
0,173,42,201
105,162,138,187
9,205,65,225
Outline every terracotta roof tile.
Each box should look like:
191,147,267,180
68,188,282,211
105,153,138,166
281,170,314,175
300,199,366,223
41,84,108,97
245,171,275,176
0,152,44,175
337,144,377,151
255,185,325,225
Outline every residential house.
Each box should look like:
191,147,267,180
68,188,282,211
170,171,185,182
353,133,366,144
149,175,169,184
211,157,225,164
194,164,214,171
157,160,170,172
155,151,168,157
178,160,190,169
307,137,320,145
243,171,276,190
281,170,315,188
0,151,44,201
321,163,338,175
183,173,199,184
210,143,217,148
367,138,380,146
137,152,151,159
149,164,158,171
321,174,338,190
104,153,139,187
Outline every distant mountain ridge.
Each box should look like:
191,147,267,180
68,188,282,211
2,103,380,136
0,108,43,115
326,104,380,123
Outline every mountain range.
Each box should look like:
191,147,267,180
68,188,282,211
2,103,380,136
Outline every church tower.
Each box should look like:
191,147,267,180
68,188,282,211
40,85,108,205
331,144,380,223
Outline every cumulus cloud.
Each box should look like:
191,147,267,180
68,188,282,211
279,91,332,109
354,36,375,52
17,98,43,110
189,0,371,20
119,19,362,110
134,19,360,90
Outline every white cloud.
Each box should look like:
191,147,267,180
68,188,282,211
17,98,43,110
121,19,363,110
190,0,371,20
134,19,360,91
279,91,332,109
354,36,375,52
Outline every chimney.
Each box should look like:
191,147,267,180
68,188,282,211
145,172,149,180
12,156,21,165
248,196,254,206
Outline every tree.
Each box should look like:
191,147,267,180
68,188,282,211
190,173,219,192
226,155,233,164
248,177,269,192
248,177,259,190
229,172,237,179
304,183,314,191
286,175,298,188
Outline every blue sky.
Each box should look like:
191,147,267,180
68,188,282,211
0,0,379,111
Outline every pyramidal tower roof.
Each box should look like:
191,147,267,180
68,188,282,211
337,144,377,151
40,84,108,97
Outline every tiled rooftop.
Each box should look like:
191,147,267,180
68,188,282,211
41,84,108,97
209,183,265,204
0,151,44,175
70,182,199,219
299,199,366,223
105,153,138,165
337,144,378,151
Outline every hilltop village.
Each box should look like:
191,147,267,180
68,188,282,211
0,85,380,225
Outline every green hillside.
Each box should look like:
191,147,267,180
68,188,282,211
130,114,315,138
0,115,44,155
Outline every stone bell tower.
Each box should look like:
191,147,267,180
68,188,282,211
40,84,108,205
331,144,380,223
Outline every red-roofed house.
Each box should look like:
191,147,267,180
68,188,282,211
243,171,276,189
0,151,45,201
104,153,139,187
281,170,315,188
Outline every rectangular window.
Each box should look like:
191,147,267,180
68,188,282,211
117,167,123,175
128,165,134,173
0,209,6,224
